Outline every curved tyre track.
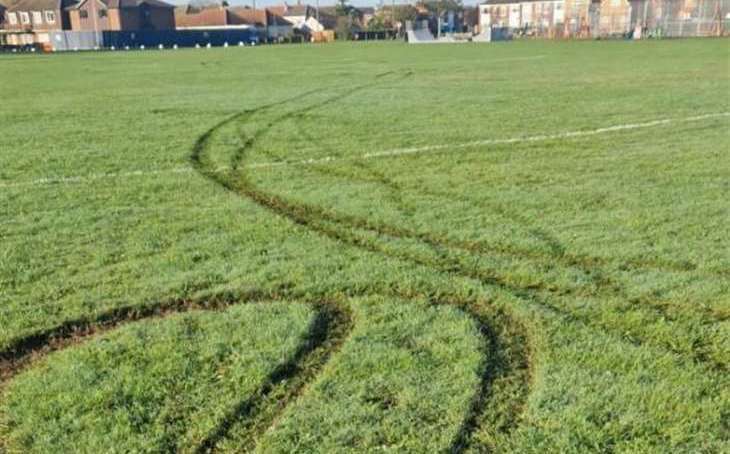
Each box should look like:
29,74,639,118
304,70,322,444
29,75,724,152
292,157,725,369
0,293,355,453
196,77,723,373
190,75,536,452
10,71,719,452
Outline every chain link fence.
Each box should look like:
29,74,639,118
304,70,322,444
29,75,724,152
480,0,729,39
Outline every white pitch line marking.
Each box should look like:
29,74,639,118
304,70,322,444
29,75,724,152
1,111,727,189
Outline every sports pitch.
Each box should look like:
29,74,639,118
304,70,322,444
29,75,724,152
0,39,728,452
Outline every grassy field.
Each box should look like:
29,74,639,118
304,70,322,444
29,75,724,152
0,39,728,452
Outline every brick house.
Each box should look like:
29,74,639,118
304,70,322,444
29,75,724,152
3,0,72,32
66,0,175,31
227,6,266,29
265,5,292,38
174,3,266,30
174,2,227,28
2,0,74,45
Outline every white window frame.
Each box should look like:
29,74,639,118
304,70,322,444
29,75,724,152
7,12,18,25
19,11,30,24
45,10,56,23
31,11,43,24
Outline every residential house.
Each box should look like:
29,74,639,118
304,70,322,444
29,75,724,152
264,6,292,39
174,1,227,28
255,3,335,40
281,3,329,33
2,0,73,45
174,2,266,43
227,6,266,29
66,0,175,31
479,0,566,31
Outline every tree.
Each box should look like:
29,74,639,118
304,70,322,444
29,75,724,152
418,0,463,15
391,5,418,26
334,0,361,40
367,15,387,32
335,0,357,18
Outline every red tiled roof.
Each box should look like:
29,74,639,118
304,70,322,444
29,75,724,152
227,7,266,27
175,5,226,27
8,0,73,12
266,4,286,16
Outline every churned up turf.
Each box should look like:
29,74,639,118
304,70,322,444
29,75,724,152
0,39,728,452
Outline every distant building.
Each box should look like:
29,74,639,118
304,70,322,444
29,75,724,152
174,1,226,28
2,0,74,46
173,2,337,40
262,3,333,40
3,0,73,32
479,0,566,30
66,0,175,31
0,0,173,46
280,3,330,34
0,2,6,44
265,6,292,39
478,0,728,39
227,6,266,29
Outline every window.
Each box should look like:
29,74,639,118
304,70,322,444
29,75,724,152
99,9,107,18
31,11,42,24
45,10,56,23
7,12,18,25
19,11,30,24
79,10,88,18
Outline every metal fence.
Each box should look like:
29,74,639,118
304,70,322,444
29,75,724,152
16,29,261,51
483,0,729,39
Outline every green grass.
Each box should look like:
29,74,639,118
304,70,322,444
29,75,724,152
253,297,483,453
1,39,728,452
1,302,316,452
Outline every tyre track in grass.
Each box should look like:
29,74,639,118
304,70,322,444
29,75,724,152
0,290,355,453
0,290,352,452
190,75,535,452
0,76,527,453
208,77,722,384
276,125,726,319
291,157,726,368
0,282,529,453
301,153,722,325
193,75,727,448
254,108,727,372
194,299,353,453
